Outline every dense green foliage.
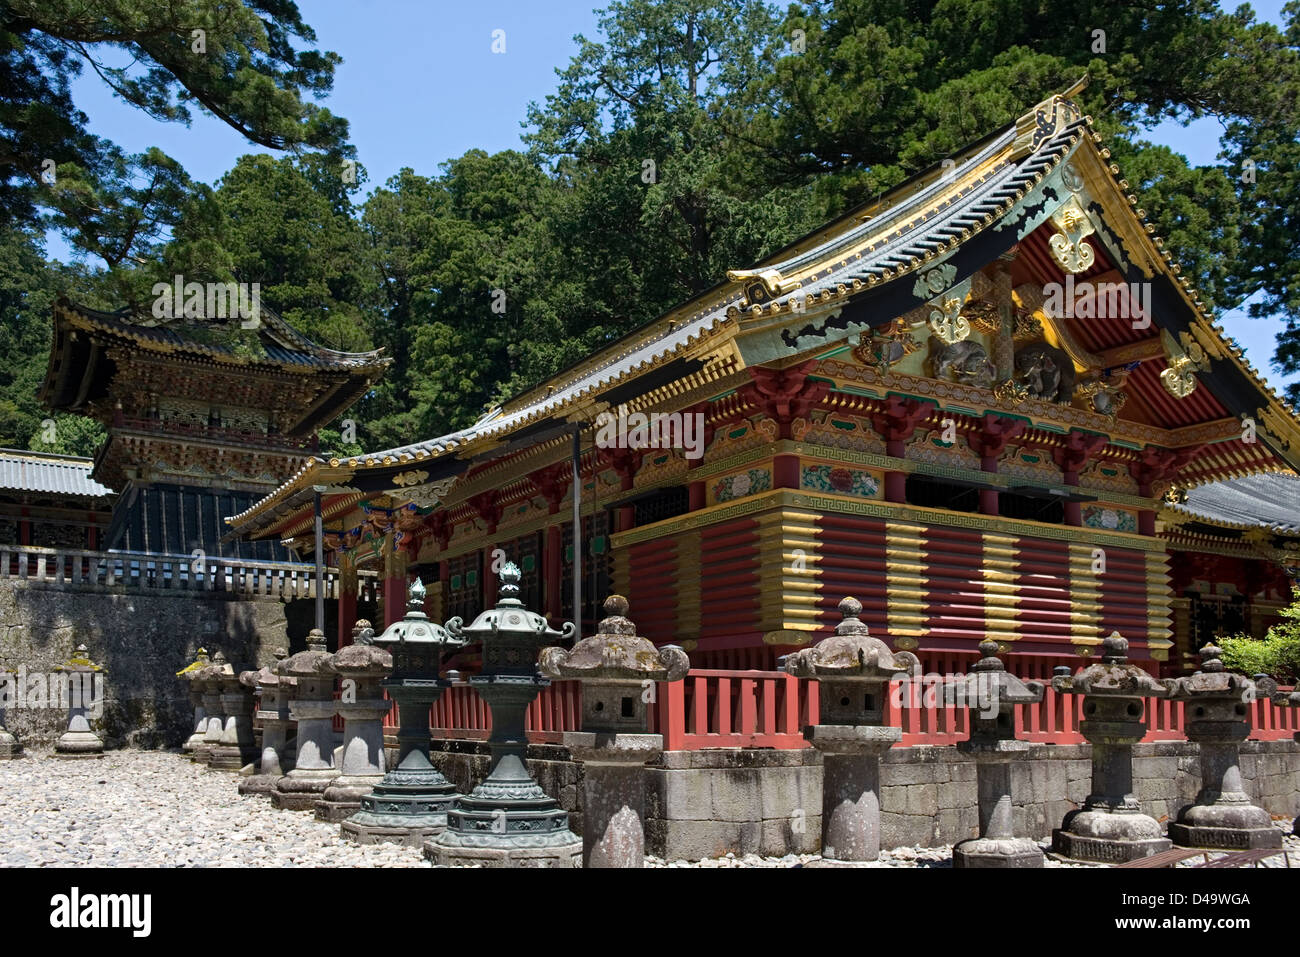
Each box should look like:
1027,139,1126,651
4,0,1300,460
1220,588,1300,682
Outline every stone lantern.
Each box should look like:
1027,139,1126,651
315,624,393,822
238,650,292,796
177,648,210,754
539,594,690,868
0,661,22,759
1051,632,1172,863
343,587,469,846
271,629,339,810
783,596,917,862
425,562,583,867
53,644,106,758
194,652,232,765
944,639,1045,868
211,662,259,771
1164,643,1281,849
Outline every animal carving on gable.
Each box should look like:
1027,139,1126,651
1013,342,1075,403
930,337,996,390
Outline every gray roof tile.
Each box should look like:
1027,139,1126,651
1179,473,1300,534
0,450,114,499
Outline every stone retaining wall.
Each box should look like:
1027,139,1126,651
422,737,1300,860
0,580,353,748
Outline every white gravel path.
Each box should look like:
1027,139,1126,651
0,750,430,867
1,750,1295,868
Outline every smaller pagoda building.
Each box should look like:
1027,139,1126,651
0,449,115,548
39,298,391,559
1161,472,1300,668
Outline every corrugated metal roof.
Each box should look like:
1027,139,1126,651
0,449,115,499
1179,472,1300,534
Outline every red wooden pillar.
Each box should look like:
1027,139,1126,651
773,454,799,490
337,554,358,648
381,533,407,627
689,480,706,510
616,505,635,533
870,396,934,504
969,414,1026,516
482,549,498,607
1055,430,1107,527
545,524,562,621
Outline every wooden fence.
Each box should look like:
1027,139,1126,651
354,667,1300,750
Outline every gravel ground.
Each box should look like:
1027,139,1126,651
0,750,430,867
1,750,1295,868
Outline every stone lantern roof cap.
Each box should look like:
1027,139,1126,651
945,639,1044,707
1165,642,1254,700
54,643,105,675
375,582,467,651
334,639,393,675
1051,632,1169,698
176,647,210,679
447,562,575,647
241,649,289,688
276,629,335,678
783,597,914,681
538,594,689,683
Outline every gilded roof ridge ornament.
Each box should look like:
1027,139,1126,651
1011,77,1087,160
728,267,803,310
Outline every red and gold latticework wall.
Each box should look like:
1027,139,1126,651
611,490,1173,669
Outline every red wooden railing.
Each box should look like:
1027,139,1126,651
654,670,816,750
332,668,1300,751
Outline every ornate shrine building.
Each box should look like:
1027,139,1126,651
226,85,1300,676
0,449,114,548
40,299,390,559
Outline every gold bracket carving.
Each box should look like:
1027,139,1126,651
1048,198,1096,273
1159,330,1208,399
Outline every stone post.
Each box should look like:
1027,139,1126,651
944,639,1045,867
195,652,232,765
316,623,393,822
271,629,340,810
239,651,293,795
343,597,469,846
1051,632,1172,863
0,663,22,759
540,594,690,868
211,667,259,771
177,648,210,754
53,644,106,759
784,597,916,862
1166,644,1281,849
425,562,583,867
1273,685,1300,835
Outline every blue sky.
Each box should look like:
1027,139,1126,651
47,0,1298,393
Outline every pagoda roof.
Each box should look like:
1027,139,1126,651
225,79,1300,544
0,449,115,500
41,298,392,436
